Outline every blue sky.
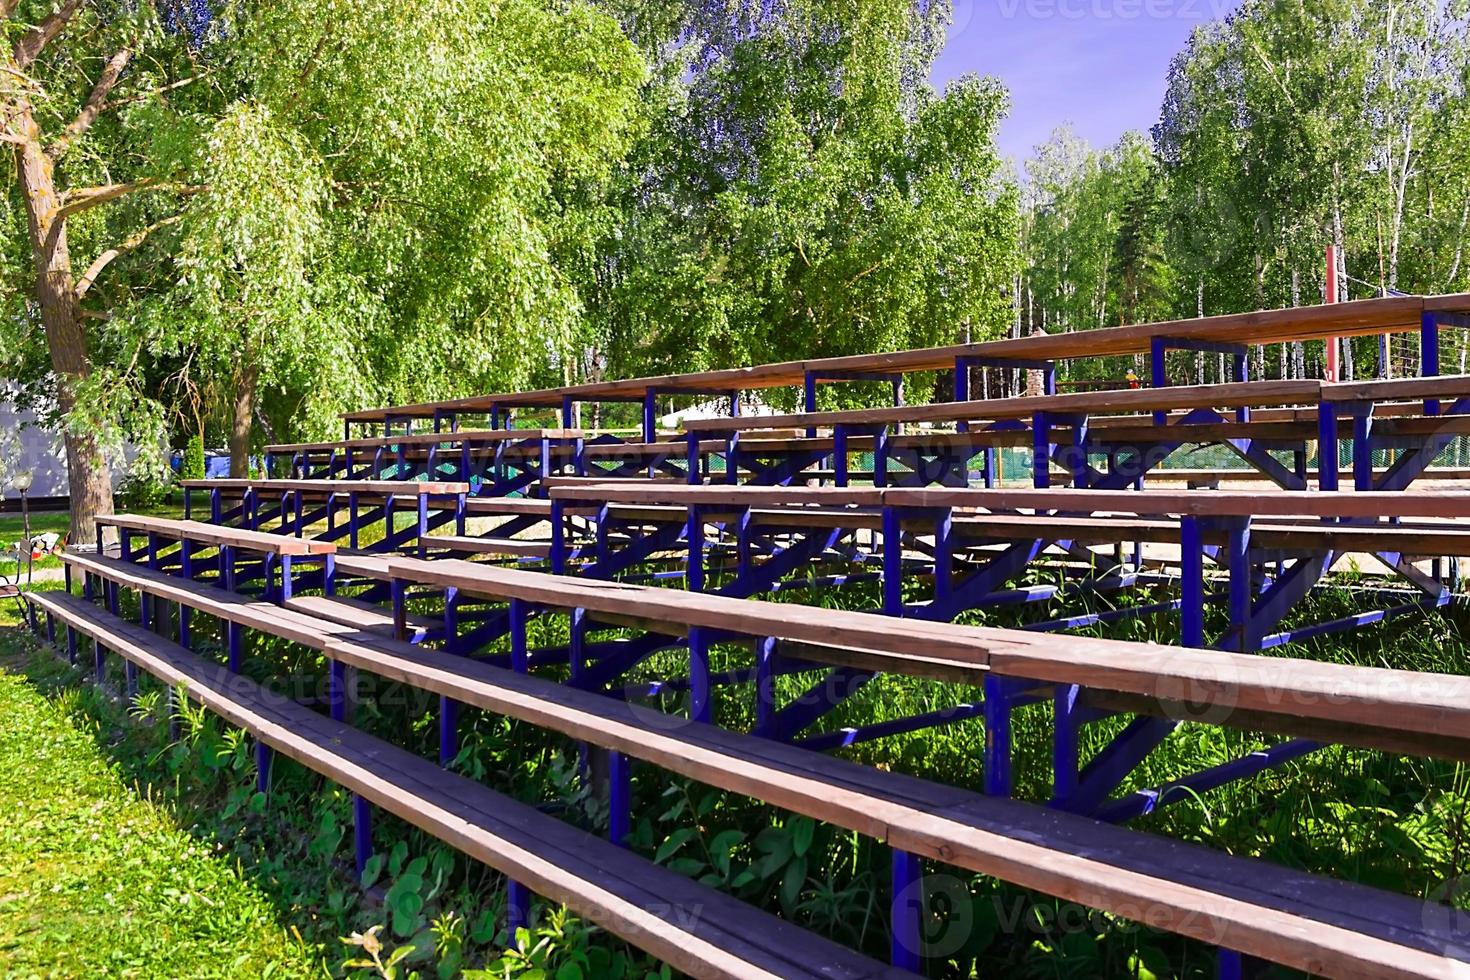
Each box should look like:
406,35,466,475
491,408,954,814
930,0,1241,170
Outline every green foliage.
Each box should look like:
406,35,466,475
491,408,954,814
1024,0,1470,384
116,465,176,511
0,648,321,977
588,0,1021,406
182,433,207,481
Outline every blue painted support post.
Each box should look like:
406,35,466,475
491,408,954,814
141,533,157,630
510,599,529,673
688,626,712,723
1150,336,1168,425
353,795,372,876
726,431,741,485
1422,312,1442,415
1232,352,1249,422
1225,518,1252,652
179,539,193,647
983,674,1012,797
348,492,360,549
1068,414,1090,489
417,493,429,559
643,391,658,478
279,555,293,603
890,849,923,970
642,390,656,443
539,435,554,491
754,635,777,731
440,584,462,766
1032,411,1051,488
294,491,304,538
686,432,700,487
65,625,77,664
1180,516,1205,648
882,506,903,616
833,425,849,486
550,499,567,575
1352,410,1375,491
687,506,705,592
873,426,890,488
934,508,954,602
1317,402,1339,492
608,751,631,847
804,371,818,438
391,577,406,642
506,880,531,944
93,636,105,683
255,739,272,794
1053,683,1081,803
1217,949,1243,980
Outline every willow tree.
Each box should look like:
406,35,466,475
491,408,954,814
205,0,647,443
1,0,646,519
0,1,213,542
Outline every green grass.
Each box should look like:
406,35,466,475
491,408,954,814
0,500,185,580
0,606,324,978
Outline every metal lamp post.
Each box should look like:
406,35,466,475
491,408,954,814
12,469,32,586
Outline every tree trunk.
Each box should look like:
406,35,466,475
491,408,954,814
230,362,257,478
8,91,113,547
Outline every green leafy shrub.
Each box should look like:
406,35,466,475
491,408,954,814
116,467,175,511
180,434,206,481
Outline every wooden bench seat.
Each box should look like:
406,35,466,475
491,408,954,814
100,514,337,557
65,547,1470,763
181,479,470,496
332,551,395,580
683,380,1326,435
546,481,1470,521
37,566,1470,978
267,429,585,454
283,594,437,641
28,590,907,980
421,535,553,558
392,558,1470,757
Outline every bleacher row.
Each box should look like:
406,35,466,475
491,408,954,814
26,294,1470,979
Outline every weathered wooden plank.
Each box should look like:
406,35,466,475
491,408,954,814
547,481,1470,521
684,380,1325,434
31,591,906,980
99,514,336,556
181,478,470,495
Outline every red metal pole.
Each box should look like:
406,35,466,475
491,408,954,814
1325,244,1340,381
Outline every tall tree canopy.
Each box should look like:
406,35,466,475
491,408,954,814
587,0,1021,405
0,0,645,533
1021,0,1470,384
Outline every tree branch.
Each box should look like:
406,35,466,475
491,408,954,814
58,177,206,219
75,212,183,299
104,72,202,111
48,47,131,159
13,0,83,69
1,1,21,21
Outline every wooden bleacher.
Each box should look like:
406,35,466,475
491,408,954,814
35,538,1470,976
38,293,1470,976
28,588,912,980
